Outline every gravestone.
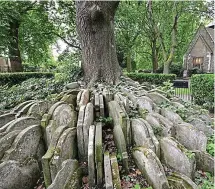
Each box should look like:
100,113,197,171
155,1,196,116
0,160,40,189
133,147,169,189
47,159,79,189
160,137,196,179
77,105,86,160
104,152,113,189
0,113,16,128
83,103,94,160
95,122,103,186
3,125,42,163
88,125,95,187
175,123,207,151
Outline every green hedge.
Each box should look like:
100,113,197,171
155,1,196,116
0,72,54,86
191,74,214,111
127,73,176,85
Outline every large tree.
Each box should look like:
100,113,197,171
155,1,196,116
76,1,121,85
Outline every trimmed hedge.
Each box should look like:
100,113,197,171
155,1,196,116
191,74,214,111
0,72,54,86
127,73,176,85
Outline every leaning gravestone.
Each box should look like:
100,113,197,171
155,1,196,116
175,123,207,151
0,160,40,189
83,103,94,160
133,147,169,189
167,172,197,189
104,152,113,189
47,159,79,189
0,113,16,128
88,125,95,187
0,130,20,160
160,137,196,179
95,122,103,187
131,118,160,157
2,125,43,163
42,126,69,187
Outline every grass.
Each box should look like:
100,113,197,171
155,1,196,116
174,88,192,95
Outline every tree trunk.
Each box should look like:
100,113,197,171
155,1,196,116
152,39,158,73
126,51,132,73
9,21,23,72
163,1,178,74
76,1,121,85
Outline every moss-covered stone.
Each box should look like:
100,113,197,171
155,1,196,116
110,155,121,189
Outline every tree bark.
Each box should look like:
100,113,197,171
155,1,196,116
9,21,23,72
126,51,132,73
163,1,178,74
76,1,121,85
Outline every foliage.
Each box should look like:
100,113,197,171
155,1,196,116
206,135,214,156
188,67,204,77
0,72,54,86
55,52,82,83
127,73,176,85
0,1,57,64
98,116,113,126
0,77,63,110
115,1,211,73
169,63,183,77
195,170,214,189
157,80,175,98
191,74,214,111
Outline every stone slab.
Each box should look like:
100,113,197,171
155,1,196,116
77,105,86,160
88,125,95,187
47,159,79,189
52,104,75,128
83,103,94,160
194,150,214,175
95,122,103,186
15,101,36,118
0,113,16,128
12,100,35,113
5,117,39,133
133,147,169,189
0,130,20,160
42,126,69,187
50,127,77,181
27,101,51,119
110,155,121,189
79,89,90,108
104,152,113,189
3,125,42,163
146,92,170,105
175,123,207,151
160,137,196,179
94,93,100,118
113,125,128,172
99,94,105,117
0,160,40,189
161,108,183,124
167,172,197,189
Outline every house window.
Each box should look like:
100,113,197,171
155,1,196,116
193,57,203,68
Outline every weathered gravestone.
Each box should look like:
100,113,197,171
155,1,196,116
0,160,40,189
160,137,196,179
133,147,169,189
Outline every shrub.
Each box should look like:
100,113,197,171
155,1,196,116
0,77,63,110
0,72,54,86
188,67,204,77
191,74,214,111
126,73,176,85
169,63,183,77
